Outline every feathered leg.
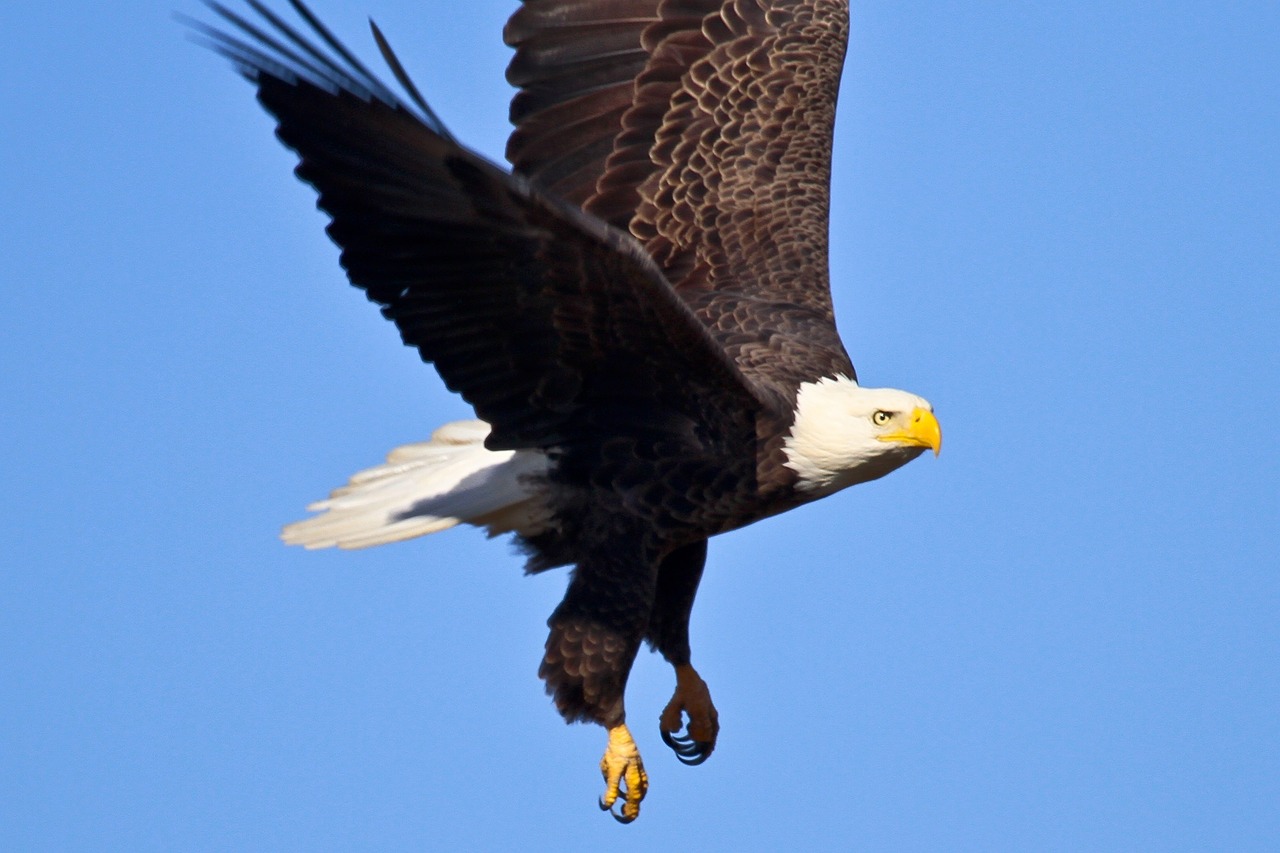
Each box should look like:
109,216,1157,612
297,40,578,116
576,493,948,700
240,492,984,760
541,531,660,823
646,539,720,765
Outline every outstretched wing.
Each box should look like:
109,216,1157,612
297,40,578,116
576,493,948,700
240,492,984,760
505,0,857,395
192,1,773,452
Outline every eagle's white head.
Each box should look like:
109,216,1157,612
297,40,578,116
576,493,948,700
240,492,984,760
783,375,941,496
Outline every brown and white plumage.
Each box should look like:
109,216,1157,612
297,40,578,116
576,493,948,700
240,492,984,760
191,0,940,823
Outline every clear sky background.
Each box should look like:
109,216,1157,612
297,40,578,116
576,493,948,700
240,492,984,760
3,1,1278,849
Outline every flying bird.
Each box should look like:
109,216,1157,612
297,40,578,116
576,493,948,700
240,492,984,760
191,0,941,822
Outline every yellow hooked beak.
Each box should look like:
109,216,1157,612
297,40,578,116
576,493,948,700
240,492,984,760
877,407,942,456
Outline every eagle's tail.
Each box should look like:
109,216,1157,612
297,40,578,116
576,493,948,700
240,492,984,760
281,420,550,550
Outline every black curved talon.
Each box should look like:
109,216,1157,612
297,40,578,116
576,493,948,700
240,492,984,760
661,727,714,765
599,794,637,824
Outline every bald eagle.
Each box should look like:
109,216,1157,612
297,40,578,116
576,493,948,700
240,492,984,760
191,0,941,822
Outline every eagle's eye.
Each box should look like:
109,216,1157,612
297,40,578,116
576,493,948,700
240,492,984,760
871,410,893,427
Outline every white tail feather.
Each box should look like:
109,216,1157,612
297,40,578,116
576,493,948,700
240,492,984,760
282,420,549,550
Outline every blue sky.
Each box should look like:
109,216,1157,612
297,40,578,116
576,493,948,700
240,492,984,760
3,1,1278,849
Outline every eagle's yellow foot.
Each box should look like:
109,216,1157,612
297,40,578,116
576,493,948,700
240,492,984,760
659,663,720,765
598,723,648,823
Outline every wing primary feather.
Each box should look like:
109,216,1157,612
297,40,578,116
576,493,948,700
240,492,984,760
239,0,378,91
196,0,448,136
177,16,251,70
275,0,397,100
368,18,455,142
196,1,379,101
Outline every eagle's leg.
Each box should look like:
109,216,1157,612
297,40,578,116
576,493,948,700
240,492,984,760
540,531,659,823
647,540,720,765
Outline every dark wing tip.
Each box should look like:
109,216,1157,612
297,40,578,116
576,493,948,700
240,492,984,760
182,0,452,139
367,18,456,143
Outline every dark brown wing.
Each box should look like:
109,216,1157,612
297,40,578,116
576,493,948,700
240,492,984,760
505,0,856,396
194,2,773,453
503,0,669,209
